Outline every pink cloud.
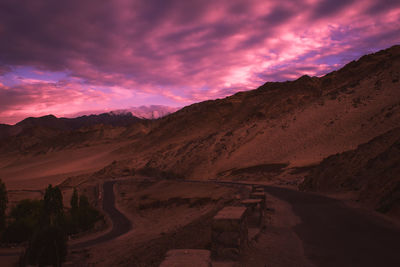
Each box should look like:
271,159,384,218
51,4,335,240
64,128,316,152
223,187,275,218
0,0,399,123
0,81,110,124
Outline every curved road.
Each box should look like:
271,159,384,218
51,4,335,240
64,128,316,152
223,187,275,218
72,180,132,249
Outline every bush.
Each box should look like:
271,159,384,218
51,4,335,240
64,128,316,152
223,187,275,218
2,220,33,243
68,193,102,233
1,199,42,243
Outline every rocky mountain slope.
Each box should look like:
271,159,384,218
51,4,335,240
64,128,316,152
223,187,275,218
123,45,400,180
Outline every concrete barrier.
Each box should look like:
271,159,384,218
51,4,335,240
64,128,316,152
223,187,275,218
160,249,211,267
250,192,266,210
241,199,263,227
254,187,264,193
212,206,248,260
252,185,264,193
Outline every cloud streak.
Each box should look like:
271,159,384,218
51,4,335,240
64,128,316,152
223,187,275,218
0,0,399,123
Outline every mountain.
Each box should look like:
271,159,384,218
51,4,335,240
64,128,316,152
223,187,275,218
122,45,400,181
0,106,178,152
65,105,180,120
124,105,180,119
0,112,147,153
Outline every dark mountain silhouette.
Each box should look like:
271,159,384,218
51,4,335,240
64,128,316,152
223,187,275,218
0,112,146,153
15,112,143,130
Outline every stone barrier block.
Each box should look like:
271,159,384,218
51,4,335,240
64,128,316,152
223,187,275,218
241,199,263,227
250,192,266,210
254,187,264,193
212,206,248,260
160,249,211,267
252,185,264,192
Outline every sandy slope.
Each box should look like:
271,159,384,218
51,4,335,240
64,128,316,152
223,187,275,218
0,141,130,191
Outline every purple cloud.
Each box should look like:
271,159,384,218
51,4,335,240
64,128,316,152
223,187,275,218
0,0,399,123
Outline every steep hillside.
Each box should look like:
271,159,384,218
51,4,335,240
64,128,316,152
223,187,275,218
300,127,400,218
123,45,400,180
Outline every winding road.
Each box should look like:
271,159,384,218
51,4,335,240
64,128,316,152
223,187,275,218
72,180,132,249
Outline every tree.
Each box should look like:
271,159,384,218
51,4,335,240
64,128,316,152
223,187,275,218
2,199,42,243
68,192,102,233
0,178,7,231
79,195,89,209
43,184,63,225
70,188,78,214
24,184,67,266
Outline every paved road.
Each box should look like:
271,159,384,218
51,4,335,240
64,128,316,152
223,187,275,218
72,180,132,249
262,185,400,267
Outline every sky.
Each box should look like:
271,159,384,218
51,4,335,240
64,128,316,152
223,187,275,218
0,0,400,124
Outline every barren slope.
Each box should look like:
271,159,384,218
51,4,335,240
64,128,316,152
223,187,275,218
123,45,400,180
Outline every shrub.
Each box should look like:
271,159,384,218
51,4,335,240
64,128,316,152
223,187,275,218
2,199,42,243
68,192,102,234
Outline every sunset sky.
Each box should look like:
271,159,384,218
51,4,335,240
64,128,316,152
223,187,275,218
0,0,399,124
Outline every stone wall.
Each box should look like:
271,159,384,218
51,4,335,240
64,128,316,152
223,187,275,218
211,206,248,260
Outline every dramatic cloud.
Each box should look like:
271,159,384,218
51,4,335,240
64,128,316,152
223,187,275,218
0,0,399,123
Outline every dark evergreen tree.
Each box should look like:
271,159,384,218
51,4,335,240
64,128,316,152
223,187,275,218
24,184,67,266
79,195,89,209
70,188,78,214
0,178,7,231
43,184,64,225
